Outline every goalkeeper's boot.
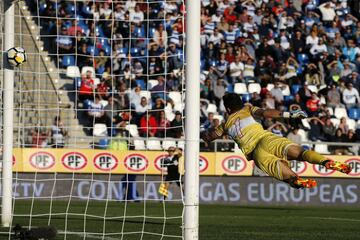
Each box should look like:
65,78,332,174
322,160,352,174
288,176,317,189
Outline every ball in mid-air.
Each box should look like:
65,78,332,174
7,47,27,66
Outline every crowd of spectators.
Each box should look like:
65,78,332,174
29,0,360,154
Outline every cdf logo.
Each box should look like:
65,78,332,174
221,156,246,173
62,152,87,170
29,152,55,170
93,153,118,171
124,154,149,172
313,159,336,176
154,155,168,174
290,161,307,175
199,156,209,173
345,158,360,176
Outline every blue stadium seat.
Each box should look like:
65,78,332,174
102,45,112,56
39,2,47,14
95,26,105,37
291,84,301,94
348,108,360,120
136,79,146,90
81,5,92,15
63,21,72,29
62,55,75,67
297,53,309,65
99,38,110,47
74,77,81,90
87,46,99,56
83,99,93,109
284,95,294,104
96,66,105,75
149,27,156,38
226,84,234,93
98,138,109,149
242,93,251,103
66,4,76,14
131,47,140,56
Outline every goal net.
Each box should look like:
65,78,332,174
0,0,189,239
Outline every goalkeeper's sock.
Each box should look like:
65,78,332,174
322,160,352,174
301,150,327,165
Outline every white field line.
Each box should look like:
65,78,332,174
305,217,360,222
57,231,120,240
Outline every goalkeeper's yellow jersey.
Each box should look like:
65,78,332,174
214,105,271,156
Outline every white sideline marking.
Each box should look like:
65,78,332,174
305,217,360,222
58,231,119,240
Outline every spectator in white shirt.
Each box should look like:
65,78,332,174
310,38,328,56
342,82,360,109
229,56,244,83
208,28,224,46
270,82,284,104
211,10,222,23
306,30,319,47
319,2,336,23
135,97,152,114
130,5,144,25
125,0,136,12
153,23,168,48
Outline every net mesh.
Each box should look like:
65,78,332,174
0,0,186,239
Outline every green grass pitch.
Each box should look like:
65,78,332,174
2,201,360,240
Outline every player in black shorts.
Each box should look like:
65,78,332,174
159,147,183,200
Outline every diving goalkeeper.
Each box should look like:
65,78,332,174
201,93,352,189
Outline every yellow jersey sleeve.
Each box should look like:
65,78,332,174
249,105,260,115
243,104,260,116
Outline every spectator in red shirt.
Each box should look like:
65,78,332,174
306,93,320,116
156,110,170,137
79,70,95,101
96,74,110,100
67,20,83,36
30,128,48,148
139,114,158,137
224,4,237,23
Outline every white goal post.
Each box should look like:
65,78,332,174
1,0,200,239
184,0,200,239
1,0,15,227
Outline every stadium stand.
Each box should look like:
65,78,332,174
27,0,360,154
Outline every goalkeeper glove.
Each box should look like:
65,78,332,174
282,109,308,119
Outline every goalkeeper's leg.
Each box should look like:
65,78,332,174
286,145,352,174
252,149,317,189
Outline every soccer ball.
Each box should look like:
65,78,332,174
7,47,27,66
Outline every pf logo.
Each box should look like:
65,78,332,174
222,155,246,173
29,152,55,170
93,153,118,171
290,161,307,174
345,158,360,176
124,154,148,172
313,161,335,176
154,155,168,174
199,156,209,173
61,152,87,170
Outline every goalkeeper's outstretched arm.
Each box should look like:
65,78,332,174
200,124,225,143
253,108,308,119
